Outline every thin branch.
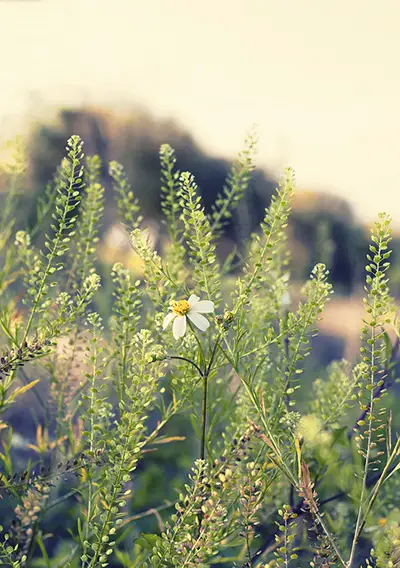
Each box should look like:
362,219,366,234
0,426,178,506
349,334,399,440
165,355,204,378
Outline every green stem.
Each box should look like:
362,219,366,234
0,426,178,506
165,355,203,378
87,414,136,568
164,330,221,469
284,516,289,568
200,371,208,461
314,511,347,568
82,328,98,568
245,524,254,567
221,338,297,485
358,436,400,540
221,339,347,566
200,333,223,461
348,338,377,565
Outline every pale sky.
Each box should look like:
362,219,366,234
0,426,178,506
1,0,399,226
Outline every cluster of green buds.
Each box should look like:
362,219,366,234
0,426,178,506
274,504,299,565
215,310,235,330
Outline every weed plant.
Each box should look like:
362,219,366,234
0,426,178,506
0,134,398,567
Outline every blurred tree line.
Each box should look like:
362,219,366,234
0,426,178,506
7,106,400,295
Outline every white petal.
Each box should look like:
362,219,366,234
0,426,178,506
187,311,210,332
190,300,214,314
163,312,176,330
173,315,187,339
188,294,200,307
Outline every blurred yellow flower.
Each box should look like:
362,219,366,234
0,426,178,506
297,414,332,448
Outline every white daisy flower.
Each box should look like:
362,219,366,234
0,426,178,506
163,294,214,340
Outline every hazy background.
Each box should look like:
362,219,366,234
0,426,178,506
1,0,399,227
1,0,400,364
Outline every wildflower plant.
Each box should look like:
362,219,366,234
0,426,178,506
163,294,214,339
0,131,398,568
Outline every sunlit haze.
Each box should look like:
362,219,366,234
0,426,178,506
1,0,399,226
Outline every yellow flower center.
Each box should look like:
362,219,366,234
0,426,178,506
171,300,190,316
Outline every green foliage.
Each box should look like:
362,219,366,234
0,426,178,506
25,135,84,326
67,155,104,291
210,130,257,237
159,144,181,244
311,359,357,426
233,167,294,317
282,263,333,407
179,171,220,302
109,160,143,231
159,144,186,281
0,133,399,568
